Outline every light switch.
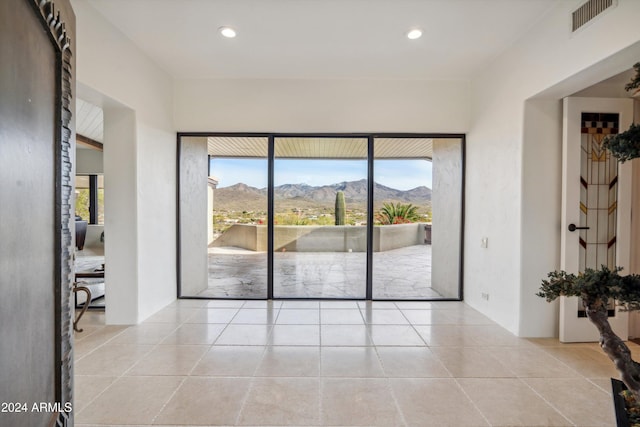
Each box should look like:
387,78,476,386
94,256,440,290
481,237,488,248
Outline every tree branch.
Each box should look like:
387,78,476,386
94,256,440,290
586,303,640,395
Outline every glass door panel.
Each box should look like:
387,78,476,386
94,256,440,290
179,135,268,298
273,137,368,298
372,138,462,299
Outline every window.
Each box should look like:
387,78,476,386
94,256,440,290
75,175,104,224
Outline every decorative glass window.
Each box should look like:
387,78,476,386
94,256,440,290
578,112,619,317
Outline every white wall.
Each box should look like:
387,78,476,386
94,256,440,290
136,123,177,321
103,107,138,324
175,79,469,133
72,0,176,323
76,148,103,174
518,98,562,337
466,0,640,336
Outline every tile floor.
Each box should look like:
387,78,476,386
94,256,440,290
74,299,632,426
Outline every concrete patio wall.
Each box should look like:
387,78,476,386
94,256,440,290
213,223,428,252
179,137,209,296
212,224,264,251
374,223,427,252
431,139,463,298
277,226,368,252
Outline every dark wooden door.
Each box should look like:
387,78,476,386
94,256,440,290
0,0,74,425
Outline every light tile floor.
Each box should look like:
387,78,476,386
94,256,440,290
74,300,633,426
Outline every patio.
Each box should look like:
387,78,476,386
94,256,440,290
200,244,441,299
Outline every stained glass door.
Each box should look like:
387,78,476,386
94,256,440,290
559,97,633,342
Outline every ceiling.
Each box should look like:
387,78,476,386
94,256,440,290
86,0,561,80
205,136,440,159
80,1,636,147
76,98,104,144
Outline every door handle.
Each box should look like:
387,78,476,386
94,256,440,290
568,223,590,232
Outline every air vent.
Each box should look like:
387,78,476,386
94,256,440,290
572,0,615,32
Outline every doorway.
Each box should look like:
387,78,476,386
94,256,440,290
559,97,634,342
0,0,75,424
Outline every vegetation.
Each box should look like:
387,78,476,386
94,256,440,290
624,62,640,93
212,209,357,235
75,189,90,220
212,201,430,236
75,188,104,223
274,212,334,226
604,123,640,162
375,202,421,225
621,389,640,427
335,191,346,225
537,267,640,399
603,63,640,162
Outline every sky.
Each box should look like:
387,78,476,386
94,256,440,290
209,158,432,190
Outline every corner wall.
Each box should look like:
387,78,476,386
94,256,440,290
73,0,176,323
466,0,640,335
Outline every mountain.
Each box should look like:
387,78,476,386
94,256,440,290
274,179,431,205
214,183,267,212
273,183,314,199
214,179,431,212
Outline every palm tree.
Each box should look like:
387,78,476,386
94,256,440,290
376,202,420,225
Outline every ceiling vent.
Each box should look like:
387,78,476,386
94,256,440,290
572,0,615,32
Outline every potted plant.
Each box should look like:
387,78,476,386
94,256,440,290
603,62,640,162
537,266,640,425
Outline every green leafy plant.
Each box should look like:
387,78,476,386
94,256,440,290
603,63,640,162
335,191,346,225
624,62,640,93
375,202,420,225
537,266,640,398
604,123,640,163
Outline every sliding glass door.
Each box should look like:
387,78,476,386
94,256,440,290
273,137,368,298
372,138,463,299
178,134,463,301
179,136,268,299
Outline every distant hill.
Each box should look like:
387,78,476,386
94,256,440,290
213,183,267,212
214,179,431,212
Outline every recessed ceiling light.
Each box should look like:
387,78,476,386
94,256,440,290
219,26,237,38
407,28,422,40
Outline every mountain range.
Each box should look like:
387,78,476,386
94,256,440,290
214,179,431,212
